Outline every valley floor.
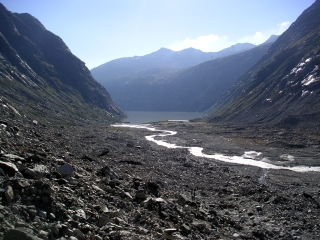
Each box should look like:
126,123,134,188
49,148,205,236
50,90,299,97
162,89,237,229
1,108,320,239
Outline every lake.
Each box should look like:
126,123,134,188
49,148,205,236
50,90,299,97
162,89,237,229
123,111,207,124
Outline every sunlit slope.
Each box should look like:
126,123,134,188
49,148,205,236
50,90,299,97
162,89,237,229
208,0,320,128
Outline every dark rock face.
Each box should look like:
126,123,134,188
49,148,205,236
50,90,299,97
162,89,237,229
92,43,272,112
209,0,320,128
0,3,125,122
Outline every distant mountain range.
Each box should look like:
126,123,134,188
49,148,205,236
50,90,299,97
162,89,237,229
91,38,278,112
91,43,255,81
208,0,320,128
0,3,124,123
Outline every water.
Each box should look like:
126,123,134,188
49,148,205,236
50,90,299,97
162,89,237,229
123,111,206,124
112,123,320,173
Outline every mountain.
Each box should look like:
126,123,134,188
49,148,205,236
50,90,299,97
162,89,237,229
91,43,255,97
91,44,255,82
260,35,279,45
0,3,125,123
208,0,320,128
94,43,273,112
91,43,267,112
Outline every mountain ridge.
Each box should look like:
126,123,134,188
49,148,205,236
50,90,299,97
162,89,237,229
91,43,256,84
94,42,274,112
91,39,279,112
0,3,125,123
208,0,320,128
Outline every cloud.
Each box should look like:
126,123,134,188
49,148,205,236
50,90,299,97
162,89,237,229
254,31,263,38
277,21,291,33
238,21,291,45
168,22,292,52
278,21,291,28
237,31,266,45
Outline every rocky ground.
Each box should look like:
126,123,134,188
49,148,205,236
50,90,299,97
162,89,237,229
1,98,320,240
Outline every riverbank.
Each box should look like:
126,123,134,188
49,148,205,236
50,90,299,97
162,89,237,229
1,108,320,239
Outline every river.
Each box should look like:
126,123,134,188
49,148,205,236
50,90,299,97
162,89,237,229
113,122,320,173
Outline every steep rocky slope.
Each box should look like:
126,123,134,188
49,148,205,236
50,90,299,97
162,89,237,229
208,0,320,129
0,3,125,123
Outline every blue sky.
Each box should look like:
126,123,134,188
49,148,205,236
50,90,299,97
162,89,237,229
0,0,315,69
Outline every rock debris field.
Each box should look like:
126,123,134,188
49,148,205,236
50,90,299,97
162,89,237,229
1,101,320,239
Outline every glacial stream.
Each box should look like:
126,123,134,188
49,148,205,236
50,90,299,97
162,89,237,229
113,124,320,173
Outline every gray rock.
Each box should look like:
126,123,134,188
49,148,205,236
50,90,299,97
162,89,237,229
164,228,177,234
256,205,263,211
0,212,4,222
74,229,85,239
50,226,60,236
121,191,133,199
5,186,14,203
75,209,86,220
92,184,104,192
162,232,175,240
177,194,191,205
61,226,74,236
135,189,147,199
107,210,121,218
97,214,109,227
38,210,47,219
15,222,28,228
233,233,241,239
93,235,103,240
25,165,48,180
27,206,37,218
38,230,49,239
15,179,30,189
4,228,42,240
192,220,208,231
4,154,24,161
180,223,191,234
11,206,19,214
0,161,18,175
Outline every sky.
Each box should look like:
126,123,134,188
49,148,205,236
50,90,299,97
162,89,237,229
0,0,315,69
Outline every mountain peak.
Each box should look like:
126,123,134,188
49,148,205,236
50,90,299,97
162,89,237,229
260,35,279,45
157,47,173,52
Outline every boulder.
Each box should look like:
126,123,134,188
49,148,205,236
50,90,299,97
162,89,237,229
58,163,74,177
25,165,48,180
5,186,14,203
0,161,18,175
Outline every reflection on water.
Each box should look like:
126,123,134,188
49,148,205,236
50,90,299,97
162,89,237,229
112,124,320,173
123,111,206,124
